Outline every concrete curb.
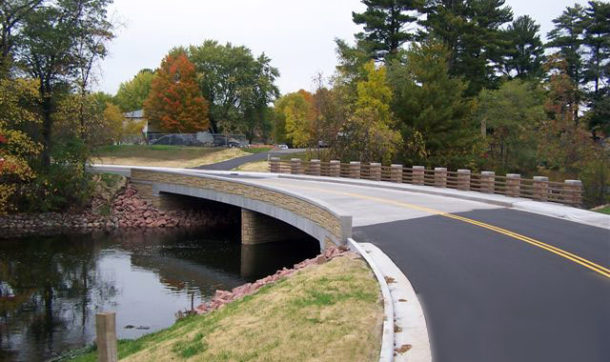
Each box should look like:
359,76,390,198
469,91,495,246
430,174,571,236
348,239,395,362
349,239,432,362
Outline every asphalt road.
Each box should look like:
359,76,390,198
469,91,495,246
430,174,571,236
246,177,610,362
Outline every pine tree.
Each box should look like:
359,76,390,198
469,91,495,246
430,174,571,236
144,52,210,133
421,0,513,96
352,0,422,61
502,15,545,80
547,4,586,85
388,41,479,167
582,1,610,136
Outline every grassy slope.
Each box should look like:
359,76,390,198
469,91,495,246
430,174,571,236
91,145,248,168
593,205,610,215
233,160,270,172
73,256,382,362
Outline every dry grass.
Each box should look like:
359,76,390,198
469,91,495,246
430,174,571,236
91,145,248,168
74,255,382,362
233,160,270,172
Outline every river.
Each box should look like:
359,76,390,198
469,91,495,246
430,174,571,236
0,228,319,361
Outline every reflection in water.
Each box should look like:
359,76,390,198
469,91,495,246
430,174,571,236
0,228,319,361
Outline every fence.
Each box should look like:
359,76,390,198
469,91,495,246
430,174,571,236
269,158,583,207
146,132,248,147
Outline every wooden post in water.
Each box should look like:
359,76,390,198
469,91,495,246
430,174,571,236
96,312,118,362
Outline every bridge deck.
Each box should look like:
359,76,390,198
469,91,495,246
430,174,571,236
239,175,609,362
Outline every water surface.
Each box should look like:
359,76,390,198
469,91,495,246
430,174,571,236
0,229,318,361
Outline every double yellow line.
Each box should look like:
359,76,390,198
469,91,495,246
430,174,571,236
263,180,610,279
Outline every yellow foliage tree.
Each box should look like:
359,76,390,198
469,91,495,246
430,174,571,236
274,90,316,147
0,78,42,214
342,61,402,163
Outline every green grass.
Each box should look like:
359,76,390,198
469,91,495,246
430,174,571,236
593,205,610,215
93,144,217,156
67,256,382,362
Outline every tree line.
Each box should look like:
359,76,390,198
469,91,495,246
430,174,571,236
0,0,608,212
0,0,117,213
273,0,609,207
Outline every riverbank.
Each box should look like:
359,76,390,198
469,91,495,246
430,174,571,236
67,251,383,361
0,178,233,239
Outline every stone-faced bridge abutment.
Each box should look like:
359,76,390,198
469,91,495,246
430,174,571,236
120,168,352,251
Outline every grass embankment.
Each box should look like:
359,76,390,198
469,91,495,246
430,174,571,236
592,205,610,215
72,256,382,362
234,160,270,172
92,145,248,168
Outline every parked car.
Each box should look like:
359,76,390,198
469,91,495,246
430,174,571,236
277,144,289,150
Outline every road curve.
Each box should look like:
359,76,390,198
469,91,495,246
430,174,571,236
235,176,610,362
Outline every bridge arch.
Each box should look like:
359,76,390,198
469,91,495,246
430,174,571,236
126,168,352,251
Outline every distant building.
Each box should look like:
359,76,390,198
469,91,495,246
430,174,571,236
123,109,162,141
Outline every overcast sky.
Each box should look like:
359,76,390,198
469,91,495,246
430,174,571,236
96,0,590,96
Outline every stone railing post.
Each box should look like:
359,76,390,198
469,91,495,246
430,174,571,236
269,157,280,173
390,164,403,183
563,180,583,206
349,161,361,179
290,158,302,174
457,169,471,191
329,160,341,178
434,167,447,188
412,166,425,185
506,174,521,198
369,163,381,181
533,176,549,201
480,171,495,193
310,159,321,176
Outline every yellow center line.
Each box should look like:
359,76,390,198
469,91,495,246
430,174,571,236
261,179,610,279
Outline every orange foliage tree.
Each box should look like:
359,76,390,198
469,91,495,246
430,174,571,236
144,52,209,133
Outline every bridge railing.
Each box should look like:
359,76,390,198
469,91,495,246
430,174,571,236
269,158,583,207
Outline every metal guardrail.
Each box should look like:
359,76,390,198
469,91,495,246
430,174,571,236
269,159,583,207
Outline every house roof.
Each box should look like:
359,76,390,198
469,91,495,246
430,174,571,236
124,109,144,118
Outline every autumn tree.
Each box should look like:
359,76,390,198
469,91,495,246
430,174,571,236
0,78,41,213
144,52,210,133
274,90,316,147
115,68,154,112
336,61,402,163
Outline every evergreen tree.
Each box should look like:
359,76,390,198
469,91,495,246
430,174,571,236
421,0,513,96
352,0,422,61
388,41,479,168
502,15,545,80
546,4,586,85
582,1,610,136
476,80,545,172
